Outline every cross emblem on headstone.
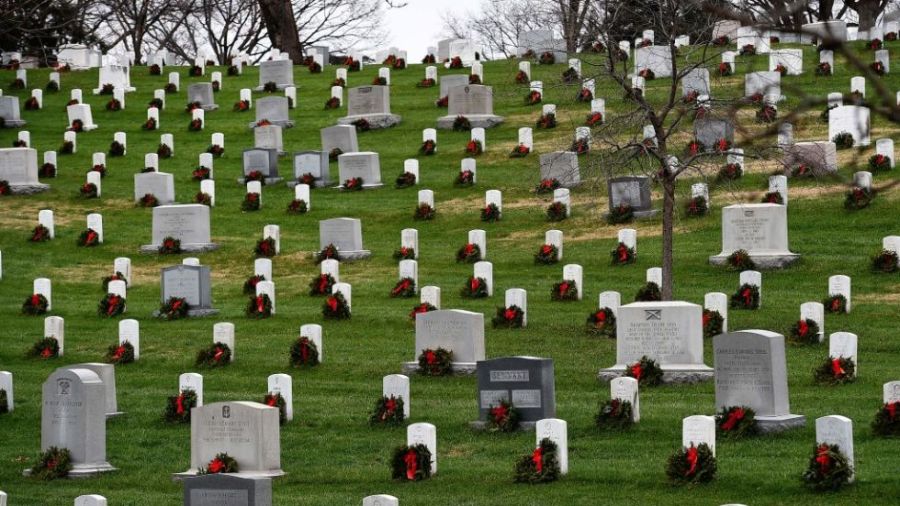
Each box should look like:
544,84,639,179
644,310,661,320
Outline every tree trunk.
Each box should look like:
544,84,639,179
854,0,880,31
661,176,676,301
257,0,303,64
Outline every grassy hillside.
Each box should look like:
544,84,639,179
0,43,899,505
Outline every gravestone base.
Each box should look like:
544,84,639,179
152,308,220,318
597,364,714,384
436,114,504,129
248,120,294,129
402,361,477,375
316,250,371,262
336,183,383,190
604,209,659,221
8,182,50,195
469,420,536,431
756,414,806,433
106,411,125,418
173,469,285,481
1,119,26,127
199,105,218,111
140,242,220,254
337,114,401,130
286,179,328,188
237,177,283,185
253,84,291,91
24,462,117,478
77,123,99,131
709,252,800,269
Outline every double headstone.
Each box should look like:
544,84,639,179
709,204,799,268
472,357,555,430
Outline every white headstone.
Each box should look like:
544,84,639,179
599,291,621,316
179,373,203,406
0,371,13,412
383,374,410,418
34,278,52,310
333,282,352,310
800,302,825,342
562,264,583,300
44,316,64,355
535,418,568,474
545,229,563,259
704,292,729,333
401,228,418,258
474,261,493,296
256,281,276,314
611,377,639,422
267,373,293,421
468,229,486,259
300,324,323,363
118,319,139,359
213,322,235,361
406,423,437,474
421,286,441,309
682,415,716,456
815,415,854,481
504,288,527,327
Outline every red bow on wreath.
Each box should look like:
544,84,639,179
558,282,570,295
830,358,845,377
685,446,698,476
531,447,543,473
255,296,265,313
392,279,411,296
266,396,277,407
31,294,41,307
318,275,329,294
720,408,745,431
208,458,225,474
702,311,710,328
86,230,98,243
504,308,517,321
541,245,552,255
326,296,338,312
171,300,183,311
384,397,397,416
107,295,121,316
464,244,475,255
831,298,842,312
425,350,437,365
300,339,310,362
798,320,809,337
630,364,642,380
41,347,53,358
815,444,831,474
404,449,418,480
741,288,752,306
490,403,508,423
888,401,898,420
176,393,185,415
595,311,606,323
470,278,480,292
617,245,629,262
213,346,225,362
112,345,126,359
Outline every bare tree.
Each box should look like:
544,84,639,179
568,0,900,300
441,0,553,59
89,0,194,64
190,0,269,64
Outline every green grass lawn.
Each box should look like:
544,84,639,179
0,43,899,505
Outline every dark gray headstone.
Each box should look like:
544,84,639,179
608,176,652,211
320,125,358,154
319,218,364,251
161,264,213,309
252,97,292,128
256,60,293,89
242,149,279,178
187,83,217,110
292,151,329,185
439,75,470,98
346,86,390,116
539,151,580,187
184,474,272,506
694,118,734,151
476,357,555,423
0,96,26,127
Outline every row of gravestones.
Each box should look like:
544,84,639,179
5,323,894,503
